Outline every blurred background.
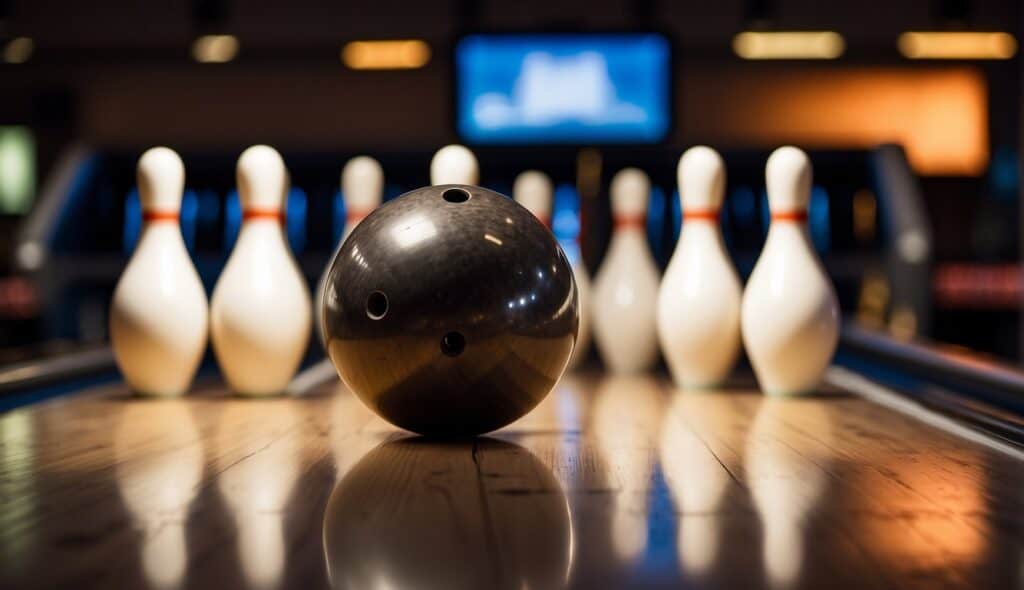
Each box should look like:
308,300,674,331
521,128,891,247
0,0,1020,365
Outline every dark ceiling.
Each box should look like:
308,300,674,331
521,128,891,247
2,0,1019,52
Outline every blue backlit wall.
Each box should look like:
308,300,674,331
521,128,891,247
552,183,582,266
456,34,671,144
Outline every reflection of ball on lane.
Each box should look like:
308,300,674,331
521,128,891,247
323,184,578,436
323,438,572,590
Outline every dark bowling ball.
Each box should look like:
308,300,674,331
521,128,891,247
322,184,578,436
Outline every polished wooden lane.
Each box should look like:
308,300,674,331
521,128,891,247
1,371,1022,589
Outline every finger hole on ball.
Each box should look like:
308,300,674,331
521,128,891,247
365,291,389,320
440,331,466,357
441,188,471,203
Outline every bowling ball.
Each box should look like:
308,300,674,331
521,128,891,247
322,184,578,436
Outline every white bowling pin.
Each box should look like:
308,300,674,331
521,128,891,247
591,168,660,373
741,147,839,395
110,147,208,396
430,144,479,185
211,145,312,396
513,171,553,226
657,147,742,388
316,156,383,348
514,171,592,371
567,261,592,370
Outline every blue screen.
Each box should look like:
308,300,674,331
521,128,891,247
456,34,671,144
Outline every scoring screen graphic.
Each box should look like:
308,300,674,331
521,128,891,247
456,34,671,144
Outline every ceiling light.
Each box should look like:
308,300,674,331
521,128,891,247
342,40,431,70
192,34,239,63
733,31,845,60
3,37,33,64
898,32,1016,60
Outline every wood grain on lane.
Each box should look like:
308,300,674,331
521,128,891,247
0,371,1022,589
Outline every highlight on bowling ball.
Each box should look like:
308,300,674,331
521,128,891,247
322,184,579,436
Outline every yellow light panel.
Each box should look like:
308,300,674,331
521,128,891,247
898,32,1017,60
733,31,845,60
342,40,431,70
192,35,239,64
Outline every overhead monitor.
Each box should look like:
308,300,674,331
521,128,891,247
455,33,671,144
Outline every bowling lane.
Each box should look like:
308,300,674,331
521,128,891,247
1,369,1022,589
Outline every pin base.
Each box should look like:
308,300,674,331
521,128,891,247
231,390,286,398
761,387,820,397
667,377,731,391
131,389,187,398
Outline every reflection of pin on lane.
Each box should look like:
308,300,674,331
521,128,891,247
745,398,835,589
508,373,588,492
328,386,386,483
659,393,735,577
216,400,302,590
591,375,664,562
323,439,572,590
115,400,202,590
430,144,479,186
0,411,37,567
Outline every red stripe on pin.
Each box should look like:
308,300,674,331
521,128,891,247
243,208,285,222
772,211,808,222
142,211,179,222
683,208,720,221
614,215,646,230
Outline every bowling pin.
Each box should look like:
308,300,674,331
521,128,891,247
430,144,479,185
657,147,742,388
741,146,839,395
110,147,208,396
210,145,312,396
315,156,383,348
514,170,592,371
591,168,660,373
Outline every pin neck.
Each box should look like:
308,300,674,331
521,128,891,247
142,210,180,223
345,209,373,224
243,208,285,222
613,214,646,231
682,208,720,222
771,211,808,223
535,215,551,228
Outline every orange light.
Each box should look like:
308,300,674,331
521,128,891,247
341,40,431,70
899,32,1016,60
682,67,988,176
